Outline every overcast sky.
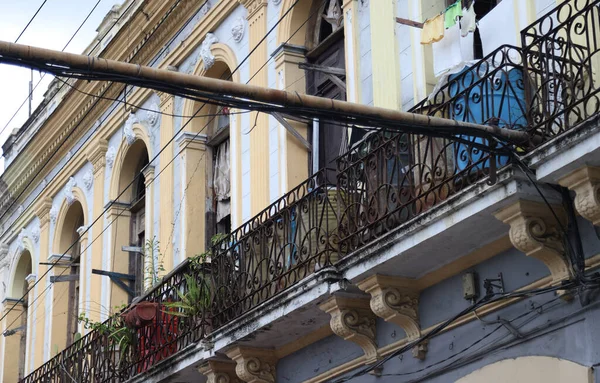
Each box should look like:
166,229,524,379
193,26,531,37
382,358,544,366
0,0,121,173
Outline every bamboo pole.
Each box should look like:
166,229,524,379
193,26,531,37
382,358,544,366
0,40,531,144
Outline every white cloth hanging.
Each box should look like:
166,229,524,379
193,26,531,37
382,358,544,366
213,139,231,222
478,0,518,59
433,24,463,77
460,2,477,37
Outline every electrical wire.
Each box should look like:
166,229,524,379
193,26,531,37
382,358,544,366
0,0,304,333
0,0,103,142
330,281,578,383
0,0,195,325
14,0,49,44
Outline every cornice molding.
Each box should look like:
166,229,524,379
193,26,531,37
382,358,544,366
225,346,277,383
494,200,570,286
559,166,600,226
319,296,379,364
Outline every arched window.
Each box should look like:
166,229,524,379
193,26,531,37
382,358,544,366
4,250,32,382
53,200,85,349
129,147,149,296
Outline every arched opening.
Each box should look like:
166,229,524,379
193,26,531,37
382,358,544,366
189,61,233,247
117,139,149,298
4,250,32,381
53,200,85,349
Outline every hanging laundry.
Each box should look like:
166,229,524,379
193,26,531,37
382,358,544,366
460,1,477,37
433,24,462,76
444,0,463,29
420,14,444,45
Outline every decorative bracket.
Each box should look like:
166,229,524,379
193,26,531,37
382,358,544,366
494,200,570,285
559,166,600,226
357,275,427,359
319,296,379,364
225,346,277,383
198,358,242,383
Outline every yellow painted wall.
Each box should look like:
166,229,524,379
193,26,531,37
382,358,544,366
456,357,592,383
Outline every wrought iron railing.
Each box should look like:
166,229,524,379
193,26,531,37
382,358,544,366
209,169,340,326
21,1,600,382
522,0,600,140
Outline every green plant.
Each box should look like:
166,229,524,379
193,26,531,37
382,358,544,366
77,312,135,364
144,237,166,287
161,233,224,318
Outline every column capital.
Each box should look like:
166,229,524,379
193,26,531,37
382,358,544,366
225,346,277,383
319,296,379,364
142,165,156,188
494,200,570,284
238,0,267,19
158,91,174,109
34,197,53,228
25,274,37,289
357,275,426,359
559,166,600,226
87,138,108,175
198,358,242,383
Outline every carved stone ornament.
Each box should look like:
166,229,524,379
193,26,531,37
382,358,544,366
145,101,160,127
106,146,116,169
17,228,27,252
49,205,59,225
358,275,426,359
83,170,94,191
271,0,282,5
17,205,24,216
201,0,212,14
200,33,219,70
319,296,379,364
231,17,246,43
495,200,570,285
65,177,77,206
225,347,277,383
198,359,242,383
124,113,138,146
31,226,40,243
559,166,600,226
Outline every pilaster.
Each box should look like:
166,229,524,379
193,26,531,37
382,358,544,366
559,166,600,226
272,44,309,191
342,0,360,103
241,0,270,215
159,92,175,274
319,296,379,364
1,298,25,383
24,274,37,375
32,197,51,368
357,274,427,359
198,358,242,383
176,133,208,257
86,139,107,323
369,0,401,110
225,346,277,383
494,200,570,285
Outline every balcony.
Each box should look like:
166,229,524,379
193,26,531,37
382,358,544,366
22,1,600,382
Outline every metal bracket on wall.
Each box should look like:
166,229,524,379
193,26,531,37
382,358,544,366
484,272,505,296
92,269,136,298
272,112,312,151
50,274,80,283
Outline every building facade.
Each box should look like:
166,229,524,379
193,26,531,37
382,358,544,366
0,0,599,382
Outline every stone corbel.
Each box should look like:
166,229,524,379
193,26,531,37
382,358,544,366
225,346,277,383
558,166,600,226
357,275,427,359
198,358,242,383
319,296,379,364
494,200,570,285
